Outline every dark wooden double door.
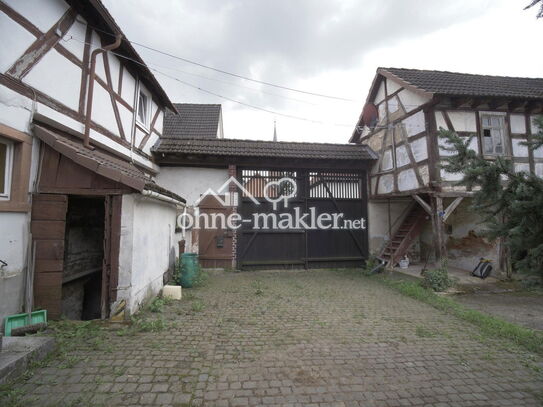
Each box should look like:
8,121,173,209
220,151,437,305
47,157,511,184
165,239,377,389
237,169,368,270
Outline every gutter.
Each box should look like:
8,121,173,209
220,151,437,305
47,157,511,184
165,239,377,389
83,33,122,149
142,189,185,207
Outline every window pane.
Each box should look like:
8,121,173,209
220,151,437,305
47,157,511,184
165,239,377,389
0,143,6,194
138,92,147,124
483,129,493,154
491,116,501,127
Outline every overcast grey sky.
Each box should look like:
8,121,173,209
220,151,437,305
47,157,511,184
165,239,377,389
102,0,542,143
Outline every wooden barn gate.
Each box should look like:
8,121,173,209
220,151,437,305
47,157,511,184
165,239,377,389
237,168,368,270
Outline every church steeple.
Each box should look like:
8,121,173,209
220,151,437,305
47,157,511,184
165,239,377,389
273,119,277,142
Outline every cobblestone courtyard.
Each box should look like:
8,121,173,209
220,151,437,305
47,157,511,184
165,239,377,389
3,270,543,406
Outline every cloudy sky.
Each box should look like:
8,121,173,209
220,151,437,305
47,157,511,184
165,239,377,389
102,0,542,144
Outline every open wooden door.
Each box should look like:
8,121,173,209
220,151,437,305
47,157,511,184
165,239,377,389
31,194,68,320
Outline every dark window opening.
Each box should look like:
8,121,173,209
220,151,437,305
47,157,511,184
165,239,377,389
61,196,105,320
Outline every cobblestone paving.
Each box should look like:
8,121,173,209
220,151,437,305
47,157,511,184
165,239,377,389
7,270,543,406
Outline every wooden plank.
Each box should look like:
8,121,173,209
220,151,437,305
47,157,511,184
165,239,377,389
442,197,463,222
35,240,64,260
412,194,432,215
31,220,65,239
31,200,67,220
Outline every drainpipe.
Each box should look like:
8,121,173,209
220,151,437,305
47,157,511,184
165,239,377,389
83,34,122,149
142,189,186,208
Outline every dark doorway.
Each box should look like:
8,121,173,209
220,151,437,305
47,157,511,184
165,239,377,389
61,196,105,320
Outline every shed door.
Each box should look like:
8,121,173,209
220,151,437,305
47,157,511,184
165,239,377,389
31,194,68,319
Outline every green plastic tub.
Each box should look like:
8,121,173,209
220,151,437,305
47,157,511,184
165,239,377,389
179,253,199,288
4,310,47,336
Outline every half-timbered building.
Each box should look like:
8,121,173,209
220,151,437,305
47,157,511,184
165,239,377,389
0,0,185,323
352,67,543,273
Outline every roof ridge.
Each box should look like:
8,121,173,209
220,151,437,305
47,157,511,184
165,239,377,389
379,67,543,81
159,137,365,147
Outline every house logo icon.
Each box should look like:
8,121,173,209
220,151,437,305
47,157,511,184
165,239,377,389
195,176,260,207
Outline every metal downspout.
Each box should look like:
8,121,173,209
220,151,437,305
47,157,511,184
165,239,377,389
83,34,122,149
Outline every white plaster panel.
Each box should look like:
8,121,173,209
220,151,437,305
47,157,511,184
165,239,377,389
121,68,136,105
395,145,410,167
142,132,159,155
467,136,479,153
94,53,107,84
535,163,543,178
134,126,147,148
91,82,119,134
533,146,543,159
386,78,402,94
397,89,430,113
381,149,393,171
61,19,87,61
402,110,425,137
531,115,542,135
0,13,37,73
410,137,428,162
154,110,164,134
374,81,385,104
388,96,399,114
510,114,526,134
435,111,448,131
397,168,418,191
511,139,529,157
438,136,455,156
4,0,69,32
514,163,530,174
0,85,33,133
378,174,394,194
156,167,230,206
447,111,476,132
118,103,133,141
378,102,386,123
440,168,463,181
108,53,121,91
24,49,81,110
367,199,411,252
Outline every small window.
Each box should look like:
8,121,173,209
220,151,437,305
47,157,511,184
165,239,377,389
481,114,506,155
137,88,150,128
0,138,13,199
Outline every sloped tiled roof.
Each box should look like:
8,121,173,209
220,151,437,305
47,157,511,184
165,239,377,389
34,124,185,203
153,138,377,161
380,67,543,99
163,104,221,139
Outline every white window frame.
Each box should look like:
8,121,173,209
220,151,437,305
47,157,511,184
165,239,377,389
0,137,14,200
480,112,507,156
136,82,152,131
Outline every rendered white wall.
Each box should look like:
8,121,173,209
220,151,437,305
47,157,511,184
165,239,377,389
117,194,180,315
3,0,68,32
157,167,230,206
0,213,29,329
0,12,36,73
367,199,411,253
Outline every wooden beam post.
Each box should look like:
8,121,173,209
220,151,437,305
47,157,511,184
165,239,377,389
412,194,432,215
442,197,463,222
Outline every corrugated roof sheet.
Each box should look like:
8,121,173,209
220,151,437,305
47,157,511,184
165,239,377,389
381,67,543,99
153,138,377,161
163,104,221,139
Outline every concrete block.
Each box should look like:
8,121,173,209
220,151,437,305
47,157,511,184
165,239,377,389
0,336,55,384
163,285,182,300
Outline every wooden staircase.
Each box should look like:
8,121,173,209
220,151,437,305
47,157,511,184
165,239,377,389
380,204,428,267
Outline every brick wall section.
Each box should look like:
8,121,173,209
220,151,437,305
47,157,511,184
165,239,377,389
228,164,238,269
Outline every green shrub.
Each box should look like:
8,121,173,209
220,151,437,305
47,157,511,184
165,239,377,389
421,268,453,292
